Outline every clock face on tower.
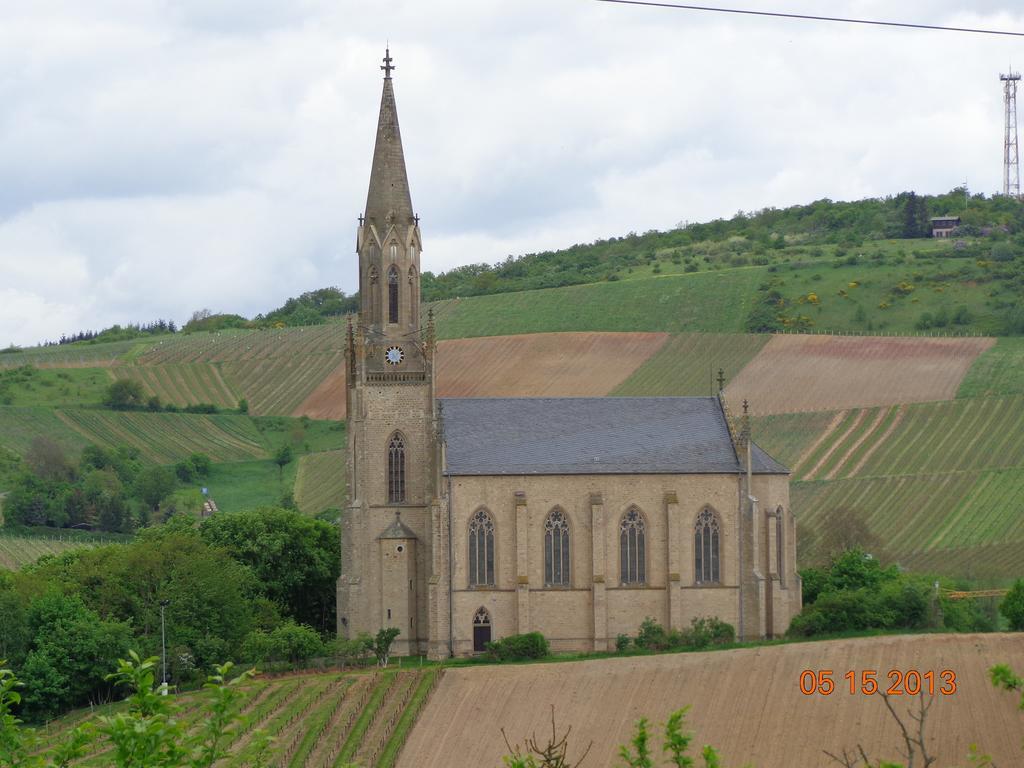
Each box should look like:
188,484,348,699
384,345,404,365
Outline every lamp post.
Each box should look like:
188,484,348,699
159,599,170,693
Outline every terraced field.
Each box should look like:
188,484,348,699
0,532,116,570
294,450,346,516
612,332,768,396
0,407,92,457
38,667,440,768
957,336,1024,398
115,363,242,409
0,339,143,368
137,325,344,364
225,352,345,416
54,410,267,464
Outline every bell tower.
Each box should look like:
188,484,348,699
339,49,438,657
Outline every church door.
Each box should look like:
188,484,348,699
472,607,492,652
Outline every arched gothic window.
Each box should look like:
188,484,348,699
620,507,646,585
387,265,399,323
694,508,720,584
544,508,570,587
469,508,495,587
387,433,405,503
776,507,785,587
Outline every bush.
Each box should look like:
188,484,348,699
615,633,631,653
1001,579,1024,631
486,631,549,661
103,379,145,410
242,620,324,665
682,616,735,649
636,617,670,651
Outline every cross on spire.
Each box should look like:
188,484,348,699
381,48,395,79
716,368,725,392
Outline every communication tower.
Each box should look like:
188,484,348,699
1001,71,1022,198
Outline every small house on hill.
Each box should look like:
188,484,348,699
930,216,960,238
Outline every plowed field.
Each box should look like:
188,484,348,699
437,332,668,398
399,634,1024,768
726,334,993,415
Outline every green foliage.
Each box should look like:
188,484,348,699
989,663,1024,710
615,634,631,653
182,312,250,334
104,379,146,410
17,592,132,720
486,632,550,661
258,287,359,328
1000,579,1024,630
241,620,324,665
199,507,340,632
133,465,176,513
788,549,940,637
174,453,212,483
371,627,401,667
616,708,721,768
632,618,734,653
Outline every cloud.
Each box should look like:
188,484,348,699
1,1,1022,344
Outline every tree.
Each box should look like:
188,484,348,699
24,438,73,483
18,592,132,721
1000,579,1024,631
273,445,293,480
199,508,340,632
103,380,146,410
133,466,176,514
241,621,324,666
371,627,401,667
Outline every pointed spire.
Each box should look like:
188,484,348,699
364,48,414,228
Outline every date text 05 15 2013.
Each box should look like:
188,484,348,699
799,669,957,696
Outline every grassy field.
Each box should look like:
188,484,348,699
612,332,769,396
957,336,1024,398
431,268,766,339
198,459,299,513
34,667,439,768
294,450,346,516
0,366,113,407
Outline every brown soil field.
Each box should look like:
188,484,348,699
291,332,668,420
436,332,668,398
726,335,994,415
398,634,1024,768
294,360,348,420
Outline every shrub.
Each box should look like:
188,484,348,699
682,617,735,649
1001,579,1024,631
615,634,631,653
103,379,145,410
242,620,324,665
486,631,549,661
636,617,670,651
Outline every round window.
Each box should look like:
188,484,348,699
397,545,404,553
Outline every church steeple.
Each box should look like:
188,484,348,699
357,47,421,334
364,48,414,231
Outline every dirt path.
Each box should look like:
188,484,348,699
804,408,868,480
824,406,890,480
847,405,906,477
398,634,1024,768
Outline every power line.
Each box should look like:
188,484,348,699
595,0,1024,38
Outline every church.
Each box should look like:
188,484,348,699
337,51,801,659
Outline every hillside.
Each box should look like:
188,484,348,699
400,634,1024,768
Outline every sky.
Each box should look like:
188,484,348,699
2,0,1023,346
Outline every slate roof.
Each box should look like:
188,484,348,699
438,397,788,476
